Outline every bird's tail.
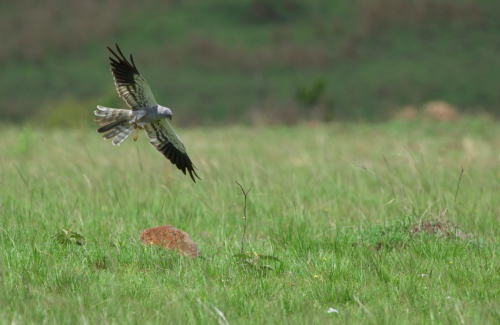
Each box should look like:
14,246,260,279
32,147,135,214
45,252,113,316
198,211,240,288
94,106,135,146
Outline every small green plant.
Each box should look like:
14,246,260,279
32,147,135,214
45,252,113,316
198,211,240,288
296,76,336,121
52,227,85,246
296,76,327,107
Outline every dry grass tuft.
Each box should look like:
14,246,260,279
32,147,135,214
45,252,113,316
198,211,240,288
394,106,419,121
411,219,470,239
424,100,460,121
392,101,461,122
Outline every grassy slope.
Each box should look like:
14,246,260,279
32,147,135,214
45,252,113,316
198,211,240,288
1,120,500,324
2,0,500,124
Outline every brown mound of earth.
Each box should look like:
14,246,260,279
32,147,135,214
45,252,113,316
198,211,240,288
395,106,418,120
423,101,460,121
139,225,201,258
411,220,469,239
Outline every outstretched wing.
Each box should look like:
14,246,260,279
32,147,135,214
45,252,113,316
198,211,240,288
107,44,157,109
143,120,200,183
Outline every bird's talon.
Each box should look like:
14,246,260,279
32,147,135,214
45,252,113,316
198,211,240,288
133,117,139,141
134,127,139,142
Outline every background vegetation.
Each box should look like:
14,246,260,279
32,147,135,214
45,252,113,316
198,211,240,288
1,0,500,125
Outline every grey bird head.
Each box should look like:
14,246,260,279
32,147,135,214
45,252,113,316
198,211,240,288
159,106,173,120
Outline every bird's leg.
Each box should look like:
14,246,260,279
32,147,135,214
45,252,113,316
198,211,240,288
133,116,139,142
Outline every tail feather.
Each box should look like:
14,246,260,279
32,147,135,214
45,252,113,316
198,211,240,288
97,120,125,133
103,125,126,139
111,124,134,146
94,105,135,145
94,106,134,126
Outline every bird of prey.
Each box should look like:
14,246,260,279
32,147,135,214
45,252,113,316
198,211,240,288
94,44,200,182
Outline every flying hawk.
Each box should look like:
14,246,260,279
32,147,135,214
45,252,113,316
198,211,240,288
94,44,200,182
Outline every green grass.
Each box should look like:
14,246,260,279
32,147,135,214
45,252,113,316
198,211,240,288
1,119,500,324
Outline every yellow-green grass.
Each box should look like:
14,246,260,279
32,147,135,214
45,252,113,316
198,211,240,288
1,119,500,324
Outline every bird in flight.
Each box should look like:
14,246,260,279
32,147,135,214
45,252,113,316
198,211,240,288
94,44,200,182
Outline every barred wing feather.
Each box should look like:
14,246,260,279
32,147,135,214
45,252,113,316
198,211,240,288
144,120,200,183
107,44,157,109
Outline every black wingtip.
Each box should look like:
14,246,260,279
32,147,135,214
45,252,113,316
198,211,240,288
130,53,136,68
107,45,115,55
156,138,201,183
106,43,140,85
107,44,129,65
188,167,201,183
107,46,120,62
115,43,126,61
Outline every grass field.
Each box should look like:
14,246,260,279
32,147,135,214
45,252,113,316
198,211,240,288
1,119,500,324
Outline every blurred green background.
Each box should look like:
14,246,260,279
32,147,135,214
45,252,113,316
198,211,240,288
1,0,500,126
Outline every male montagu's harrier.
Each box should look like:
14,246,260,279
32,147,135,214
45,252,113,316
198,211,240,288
94,44,200,182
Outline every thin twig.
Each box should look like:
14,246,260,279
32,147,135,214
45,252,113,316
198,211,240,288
210,303,229,325
454,167,464,206
114,192,122,208
72,197,79,215
13,165,29,189
353,160,412,215
35,243,58,260
152,262,170,272
0,226,16,248
196,298,229,325
383,154,407,201
78,295,88,325
82,143,96,169
352,161,394,192
14,165,32,200
82,244,90,257
455,304,466,325
135,145,144,175
235,181,253,255
91,298,114,308
353,296,372,316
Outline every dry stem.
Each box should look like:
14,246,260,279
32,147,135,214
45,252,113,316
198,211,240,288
235,181,253,254
454,167,464,206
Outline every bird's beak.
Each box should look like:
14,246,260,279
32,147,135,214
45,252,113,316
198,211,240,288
168,115,172,121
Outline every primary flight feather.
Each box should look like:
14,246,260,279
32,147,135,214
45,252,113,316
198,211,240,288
94,44,200,182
